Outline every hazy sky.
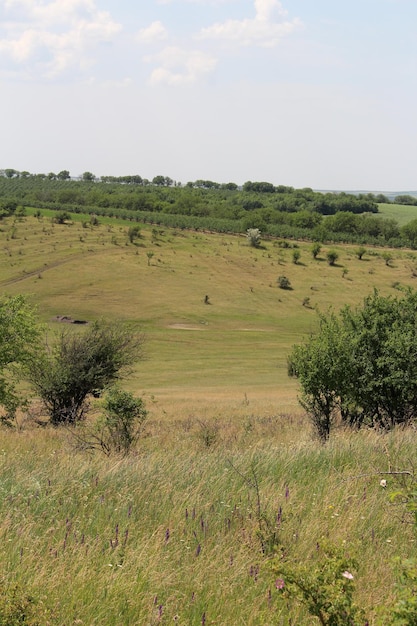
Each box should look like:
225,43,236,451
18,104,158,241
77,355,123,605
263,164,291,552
1,0,416,190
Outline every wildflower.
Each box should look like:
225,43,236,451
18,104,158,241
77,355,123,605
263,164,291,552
275,578,285,589
342,571,354,580
380,479,387,488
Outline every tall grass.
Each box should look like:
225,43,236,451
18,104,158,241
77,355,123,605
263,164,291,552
0,416,416,624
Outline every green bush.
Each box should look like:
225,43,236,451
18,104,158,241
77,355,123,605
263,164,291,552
97,387,147,455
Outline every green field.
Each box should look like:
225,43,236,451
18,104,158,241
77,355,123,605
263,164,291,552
1,212,417,624
378,201,417,226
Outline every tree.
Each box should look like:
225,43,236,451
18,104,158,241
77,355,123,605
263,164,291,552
401,219,417,247
355,246,366,260
326,250,339,266
277,276,291,290
82,171,95,182
311,243,321,259
57,170,71,180
29,321,144,425
246,228,261,248
289,289,417,440
127,225,141,243
292,250,301,264
0,295,41,420
98,387,147,455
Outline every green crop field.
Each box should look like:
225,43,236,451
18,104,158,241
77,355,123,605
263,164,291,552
1,211,417,624
378,202,417,226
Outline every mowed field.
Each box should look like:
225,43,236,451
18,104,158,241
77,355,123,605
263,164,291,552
2,210,417,414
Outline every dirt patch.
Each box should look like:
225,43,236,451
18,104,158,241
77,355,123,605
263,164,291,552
168,323,207,330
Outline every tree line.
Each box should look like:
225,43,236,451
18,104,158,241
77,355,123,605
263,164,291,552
2,171,417,246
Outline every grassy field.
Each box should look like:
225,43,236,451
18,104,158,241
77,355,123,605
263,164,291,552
377,201,417,226
1,211,417,624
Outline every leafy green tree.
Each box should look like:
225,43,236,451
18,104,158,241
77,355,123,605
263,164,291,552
277,276,291,290
82,171,95,182
0,295,41,420
98,387,147,455
326,250,339,266
402,219,417,247
57,170,71,180
311,242,321,259
289,289,417,439
292,249,301,264
355,246,366,260
127,225,141,243
29,321,143,425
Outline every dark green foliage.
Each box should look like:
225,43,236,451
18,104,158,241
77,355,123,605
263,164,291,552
311,242,321,258
29,322,143,425
52,211,71,224
0,295,41,420
98,387,147,455
292,249,301,264
277,276,291,290
326,250,338,266
127,225,141,243
273,543,366,625
0,172,399,246
290,289,417,439
395,195,417,206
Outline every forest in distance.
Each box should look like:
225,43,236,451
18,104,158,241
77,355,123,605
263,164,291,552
2,168,417,247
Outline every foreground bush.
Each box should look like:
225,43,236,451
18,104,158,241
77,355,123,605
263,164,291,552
289,288,417,439
28,321,143,425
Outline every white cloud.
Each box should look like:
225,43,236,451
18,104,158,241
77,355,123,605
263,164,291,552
199,0,302,47
147,46,217,85
136,21,168,44
0,0,121,78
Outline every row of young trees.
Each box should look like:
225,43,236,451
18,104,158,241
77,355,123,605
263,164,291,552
289,289,417,440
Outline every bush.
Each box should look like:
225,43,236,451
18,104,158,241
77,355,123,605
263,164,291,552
289,289,417,439
246,228,261,248
277,276,291,290
97,387,147,455
326,250,339,266
29,321,143,425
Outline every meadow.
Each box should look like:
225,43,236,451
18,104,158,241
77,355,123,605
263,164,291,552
1,211,417,624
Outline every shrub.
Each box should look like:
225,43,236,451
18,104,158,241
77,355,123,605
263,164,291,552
273,543,366,625
277,276,291,290
326,250,339,266
311,242,321,259
29,321,143,425
246,228,261,248
97,387,147,455
289,289,417,439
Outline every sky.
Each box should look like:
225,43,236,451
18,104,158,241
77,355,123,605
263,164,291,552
0,0,416,191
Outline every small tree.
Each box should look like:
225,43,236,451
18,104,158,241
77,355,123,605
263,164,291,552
326,250,339,266
277,276,291,290
97,387,147,455
128,225,141,243
355,246,366,260
29,321,143,425
0,295,41,421
246,228,261,248
382,251,393,266
292,250,301,264
289,289,417,439
52,211,71,224
311,242,321,259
